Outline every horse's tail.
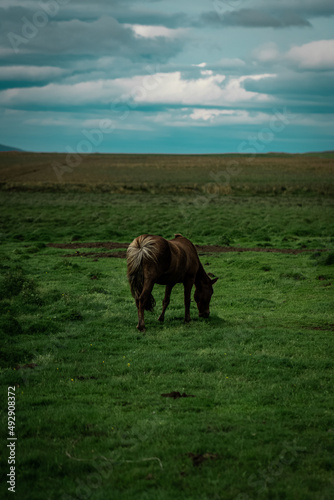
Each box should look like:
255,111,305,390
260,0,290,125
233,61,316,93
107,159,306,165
126,235,158,312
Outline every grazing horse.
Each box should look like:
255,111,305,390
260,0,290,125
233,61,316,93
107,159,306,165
126,234,218,332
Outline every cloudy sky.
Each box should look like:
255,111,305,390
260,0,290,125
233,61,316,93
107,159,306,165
0,0,333,153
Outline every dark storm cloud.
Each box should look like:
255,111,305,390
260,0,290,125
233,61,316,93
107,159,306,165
0,0,179,25
199,0,334,29
200,8,311,28
0,0,187,61
0,1,186,95
276,0,334,18
4,1,187,26
2,12,183,62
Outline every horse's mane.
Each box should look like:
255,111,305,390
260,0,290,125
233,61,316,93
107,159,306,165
126,235,158,311
126,235,158,277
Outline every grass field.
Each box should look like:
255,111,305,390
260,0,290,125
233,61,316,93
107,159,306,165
0,152,334,499
0,151,334,196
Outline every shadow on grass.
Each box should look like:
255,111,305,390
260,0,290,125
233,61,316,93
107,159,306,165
138,313,229,332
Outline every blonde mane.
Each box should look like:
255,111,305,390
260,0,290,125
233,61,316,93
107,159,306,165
126,235,158,277
126,235,159,307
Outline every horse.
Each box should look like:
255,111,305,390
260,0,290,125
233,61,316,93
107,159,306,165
126,234,218,332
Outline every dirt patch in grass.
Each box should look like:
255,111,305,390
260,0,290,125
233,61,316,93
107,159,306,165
308,325,334,331
15,363,38,370
195,245,329,255
161,391,196,399
47,241,331,258
48,242,127,250
63,250,127,259
186,452,221,467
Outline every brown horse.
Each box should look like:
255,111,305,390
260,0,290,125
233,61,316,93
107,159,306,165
126,234,218,331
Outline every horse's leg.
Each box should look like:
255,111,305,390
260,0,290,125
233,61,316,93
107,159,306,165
158,284,173,322
183,276,194,323
137,281,154,332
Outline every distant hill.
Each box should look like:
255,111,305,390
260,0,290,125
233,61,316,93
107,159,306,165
0,144,24,152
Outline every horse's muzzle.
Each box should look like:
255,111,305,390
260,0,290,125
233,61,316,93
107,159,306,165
199,311,210,319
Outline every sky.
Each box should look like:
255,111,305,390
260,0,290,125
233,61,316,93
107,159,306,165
0,0,333,153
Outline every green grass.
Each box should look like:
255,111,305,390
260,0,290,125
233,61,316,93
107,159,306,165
0,156,334,499
0,191,333,249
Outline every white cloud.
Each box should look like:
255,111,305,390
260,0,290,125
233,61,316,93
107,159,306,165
122,71,223,105
188,108,271,125
253,39,334,70
147,108,273,128
220,74,276,103
118,71,275,106
126,24,186,39
238,74,276,82
189,109,235,121
287,39,334,70
0,71,275,109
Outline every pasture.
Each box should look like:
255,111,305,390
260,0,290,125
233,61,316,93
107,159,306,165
0,152,334,499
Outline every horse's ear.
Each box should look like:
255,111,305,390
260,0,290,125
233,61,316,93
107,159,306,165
211,277,218,285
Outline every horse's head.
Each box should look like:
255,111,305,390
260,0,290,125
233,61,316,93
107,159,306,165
194,277,218,318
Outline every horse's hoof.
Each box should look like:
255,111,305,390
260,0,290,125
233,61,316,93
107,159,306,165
184,318,191,323
137,325,146,333
158,315,164,322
